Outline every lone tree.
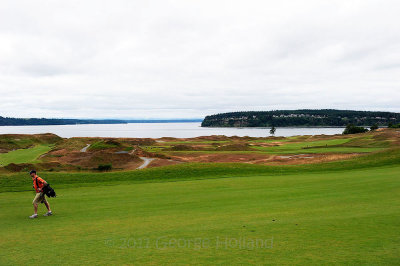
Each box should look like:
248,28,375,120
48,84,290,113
270,126,276,135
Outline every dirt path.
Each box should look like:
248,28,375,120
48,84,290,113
137,157,155,169
80,144,90,152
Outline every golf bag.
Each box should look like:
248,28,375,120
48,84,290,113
43,183,56,198
35,178,56,198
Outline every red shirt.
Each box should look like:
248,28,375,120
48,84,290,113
32,175,46,193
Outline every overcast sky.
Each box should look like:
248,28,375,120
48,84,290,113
0,0,399,119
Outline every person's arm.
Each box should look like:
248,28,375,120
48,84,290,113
38,180,47,192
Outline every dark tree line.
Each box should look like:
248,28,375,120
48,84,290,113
201,109,400,127
0,116,203,126
0,116,126,126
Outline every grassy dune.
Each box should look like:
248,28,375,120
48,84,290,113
0,144,53,166
1,129,398,172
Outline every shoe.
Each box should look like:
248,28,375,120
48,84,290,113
43,211,53,216
29,214,38,219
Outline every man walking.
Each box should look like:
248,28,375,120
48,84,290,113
29,170,52,219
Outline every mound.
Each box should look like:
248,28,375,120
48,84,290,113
195,135,231,141
58,150,142,169
0,133,61,152
3,163,35,172
34,133,63,143
215,143,256,151
132,146,170,159
119,138,156,146
165,144,203,151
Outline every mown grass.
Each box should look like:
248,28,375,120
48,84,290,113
248,136,303,143
140,146,166,152
0,144,53,166
160,140,230,145
344,135,391,148
1,164,399,264
252,138,388,154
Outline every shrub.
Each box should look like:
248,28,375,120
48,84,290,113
343,124,369,134
388,123,400,128
370,124,378,131
97,164,112,171
90,141,119,150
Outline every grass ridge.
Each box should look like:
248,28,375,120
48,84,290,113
1,148,399,193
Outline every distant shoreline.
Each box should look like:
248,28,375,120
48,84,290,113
0,117,203,126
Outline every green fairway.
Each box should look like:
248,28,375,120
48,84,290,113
254,146,384,154
1,164,399,265
252,138,386,154
0,144,53,166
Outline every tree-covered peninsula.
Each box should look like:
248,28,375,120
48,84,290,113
201,109,400,127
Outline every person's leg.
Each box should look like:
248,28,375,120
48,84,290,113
44,201,51,212
33,203,38,214
32,193,41,215
42,194,52,216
